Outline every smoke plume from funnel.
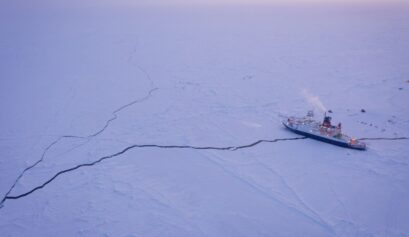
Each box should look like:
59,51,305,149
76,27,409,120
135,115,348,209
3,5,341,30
302,89,327,113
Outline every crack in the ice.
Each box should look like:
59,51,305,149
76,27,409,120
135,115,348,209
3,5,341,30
2,133,408,209
0,137,306,207
0,45,158,209
92,87,159,138
0,87,158,207
358,137,409,141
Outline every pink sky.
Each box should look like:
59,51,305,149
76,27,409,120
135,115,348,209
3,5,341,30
96,0,409,6
5,0,409,7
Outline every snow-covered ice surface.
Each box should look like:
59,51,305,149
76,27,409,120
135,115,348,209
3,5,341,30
1,2,409,236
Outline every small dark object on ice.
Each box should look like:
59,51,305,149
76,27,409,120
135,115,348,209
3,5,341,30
328,110,333,113
361,109,366,113
398,87,403,90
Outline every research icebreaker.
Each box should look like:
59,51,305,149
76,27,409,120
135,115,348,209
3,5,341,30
283,111,366,150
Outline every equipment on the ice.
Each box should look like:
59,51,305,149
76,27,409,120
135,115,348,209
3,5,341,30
283,111,366,150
